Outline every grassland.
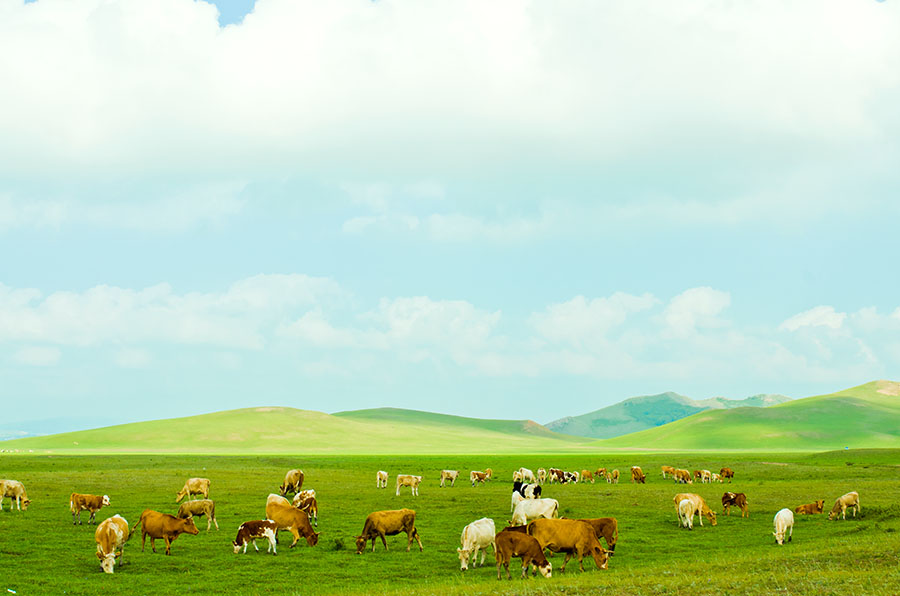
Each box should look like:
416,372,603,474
1,450,899,595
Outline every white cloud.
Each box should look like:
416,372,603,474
13,346,61,366
663,287,731,336
780,305,846,332
531,292,658,348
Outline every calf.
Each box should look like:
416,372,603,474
510,498,559,526
70,493,110,525
495,529,552,580
0,479,30,511
137,509,199,555
376,470,388,489
175,478,210,503
279,469,304,496
265,494,320,548
528,518,609,572
355,508,423,554
673,469,693,484
232,520,277,555
94,514,130,573
512,481,541,499
484,468,493,481
440,470,459,488
470,471,487,486
661,465,675,479
677,499,694,530
631,466,646,484
828,491,860,521
721,492,749,518
291,493,318,527
773,508,794,544
794,500,825,515
537,468,547,484
518,468,536,483
396,474,423,496
595,467,607,478
720,467,734,482
564,471,579,484
575,517,618,554
548,468,565,484
457,517,495,570
673,493,717,526
700,470,712,484
580,470,594,484
176,499,219,531
606,469,619,484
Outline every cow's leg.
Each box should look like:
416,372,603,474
213,516,219,531
141,533,147,552
206,517,211,532
164,536,172,555
289,528,300,548
150,537,156,553
73,510,78,525
379,532,387,550
89,511,96,524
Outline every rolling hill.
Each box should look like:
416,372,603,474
1,406,590,454
546,391,791,438
596,380,900,451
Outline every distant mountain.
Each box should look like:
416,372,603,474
598,380,900,451
545,392,792,439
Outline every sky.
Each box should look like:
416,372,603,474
1,0,899,435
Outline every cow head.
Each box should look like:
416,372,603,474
278,484,288,496
537,560,552,578
774,530,785,545
181,516,200,535
593,546,610,570
97,552,116,574
232,540,243,554
101,495,110,506
457,547,471,570
21,499,30,510
816,500,825,512
305,531,320,547
355,536,367,554
707,510,718,526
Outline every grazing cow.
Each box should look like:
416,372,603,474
232,520,278,555
396,474,423,496
548,468,565,484
673,493,717,526
512,481,541,500
677,499,694,530
94,514,130,574
537,468,547,485
606,469,620,484
0,479,30,511
596,467,607,478
720,467,734,482
495,529,552,580
630,466,646,484
470,471,488,486
673,469,693,484
175,478,210,503
136,509,199,555
484,468,493,481
376,470,388,489
511,490,526,514
711,473,722,483
176,499,219,531
527,519,609,572
291,490,318,527
828,492,860,521
512,470,523,482
661,465,675,479
457,517,495,571
279,469,304,496
721,492,749,518
440,470,459,488
580,470,595,484
773,508,794,545
510,498,560,526
575,518,618,554
700,470,712,484
692,470,703,482
794,500,825,515
355,508,423,554
518,468,536,483
265,494,320,548
564,471,579,484
70,493,110,525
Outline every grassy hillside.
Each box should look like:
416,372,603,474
546,391,791,439
598,380,900,451
1,406,590,454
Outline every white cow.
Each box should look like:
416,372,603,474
376,471,388,489
440,470,459,488
457,517,496,570
396,474,422,496
700,470,712,484
677,499,694,530
536,468,547,485
511,491,526,513
510,498,559,526
773,508,794,545
518,468,536,483
0,479,30,511
95,515,130,574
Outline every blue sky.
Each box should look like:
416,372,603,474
2,0,899,434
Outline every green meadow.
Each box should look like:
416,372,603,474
2,450,899,596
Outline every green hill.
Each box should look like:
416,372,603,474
1,406,590,455
597,380,900,451
545,391,791,438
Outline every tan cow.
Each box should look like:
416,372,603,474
537,468,548,485
70,493,110,525
606,469,619,484
265,494,319,548
0,479,30,511
661,465,675,479
176,499,218,531
673,469,693,484
470,471,488,486
828,492,860,521
527,519,610,572
711,473,722,483
673,493,717,526
692,470,703,482
376,470,388,489
355,508,423,554
175,478,210,503
721,492,749,518
575,517,618,554
495,529,552,580
136,509,199,555
396,474,422,496
484,468,493,481
700,470,712,484
279,469,304,496
794,500,825,515
94,515,131,573
291,492,318,527
440,470,459,488
630,466,646,484
720,467,734,482
580,470,595,484
232,520,278,555
595,467,607,478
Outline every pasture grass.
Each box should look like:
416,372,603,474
1,450,899,595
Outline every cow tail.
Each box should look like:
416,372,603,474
129,511,146,540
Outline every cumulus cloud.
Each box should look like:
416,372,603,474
662,287,731,336
531,293,658,348
780,305,846,332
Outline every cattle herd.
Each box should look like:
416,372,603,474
0,462,863,580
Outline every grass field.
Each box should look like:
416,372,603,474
2,450,899,595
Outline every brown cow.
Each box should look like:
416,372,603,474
673,493,717,526
176,499,218,531
720,467,734,482
265,494,319,548
0,479,30,511
673,469,693,484
292,493,318,527
94,514,131,573
580,470,595,484
175,478,210,503
527,519,610,572
596,467,607,478
660,465,675,478
721,492,749,518
692,470,703,482
232,520,278,554
279,469,304,496
484,468,493,481
136,509,199,555
355,508,423,554
470,471,488,486
495,529,552,580
548,468,565,484
70,493,110,525
606,469,619,484
630,466,646,484
575,517,618,554
794,500,825,515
